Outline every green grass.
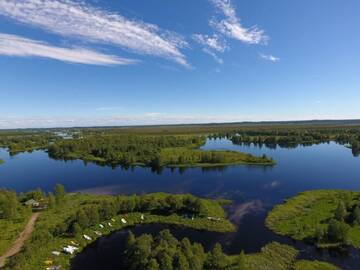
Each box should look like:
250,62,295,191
266,190,360,248
294,260,341,270
0,206,31,256
226,242,340,270
4,192,235,270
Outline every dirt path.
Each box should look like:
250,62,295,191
0,212,40,268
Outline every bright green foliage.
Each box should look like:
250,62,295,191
335,201,347,221
0,190,31,256
294,260,341,270
54,183,66,204
266,190,360,248
4,190,234,270
47,134,274,168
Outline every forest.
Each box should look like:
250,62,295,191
1,185,235,270
266,190,360,248
123,229,339,270
47,135,274,167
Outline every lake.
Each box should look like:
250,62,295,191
1,139,360,269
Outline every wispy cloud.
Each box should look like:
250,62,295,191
0,33,135,66
210,0,267,44
194,0,267,63
0,0,189,66
193,34,226,64
259,53,280,63
193,34,227,52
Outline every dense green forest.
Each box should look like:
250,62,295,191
123,230,340,270
230,129,360,156
266,190,360,248
1,121,360,168
0,131,56,155
47,135,274,167
2,186,235,270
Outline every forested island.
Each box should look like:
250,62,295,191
0,186,340,270
266,190,360,249
47,135,274,168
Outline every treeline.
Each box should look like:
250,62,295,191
55,193,224,237
228,128,360,156
48,135,205,167
123,229,244,270
123,230,339,270
0,132,56,155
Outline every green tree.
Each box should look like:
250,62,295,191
174,251,189,270
327,219,349,243
0,190,18,219
205,243,227,270
235,251,247,270
148,259,160,270
315,225,325,243
352,206,360,225
48,192,56,209
54,184,66,204
335,201,347,221
76,209,89,228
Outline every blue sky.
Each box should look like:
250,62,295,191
0,0,359,128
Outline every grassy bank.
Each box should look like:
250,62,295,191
266,190,360,249
3,191,235,270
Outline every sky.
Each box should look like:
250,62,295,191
0,0,360,129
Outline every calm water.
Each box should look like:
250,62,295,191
1,140,360,269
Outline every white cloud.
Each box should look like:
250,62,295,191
0,0,189,66
210,0,267,44
193,34,226,64
193,34,227,52
0,33,136,66
259,53,280,62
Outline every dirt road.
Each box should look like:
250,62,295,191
0,212,40,268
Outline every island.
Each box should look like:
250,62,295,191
47,135,275,168
266,190,360,249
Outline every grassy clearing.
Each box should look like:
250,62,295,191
266,190,360,248
294,260,341,270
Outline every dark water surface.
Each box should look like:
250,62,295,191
1,140,360,269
